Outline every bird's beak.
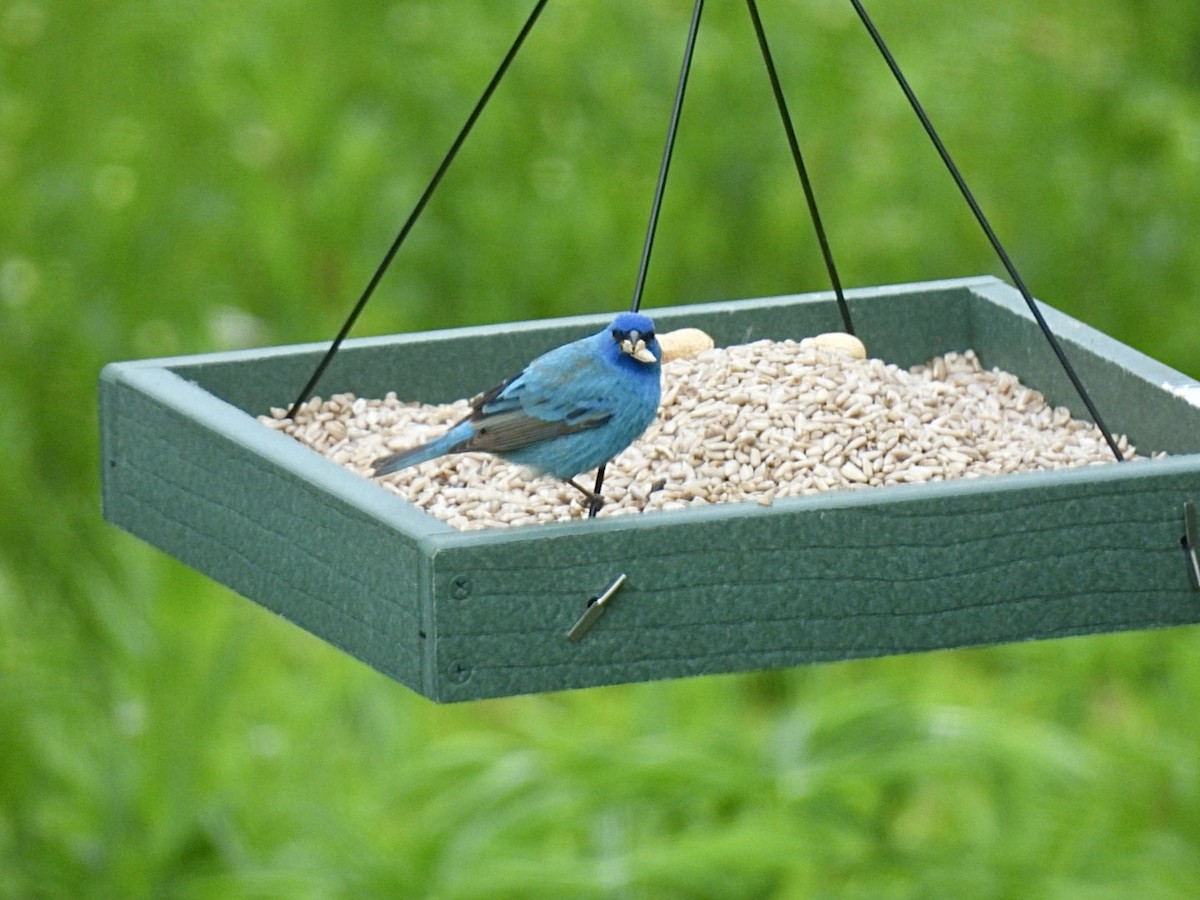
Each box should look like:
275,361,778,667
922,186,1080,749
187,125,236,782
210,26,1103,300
621,331,657,364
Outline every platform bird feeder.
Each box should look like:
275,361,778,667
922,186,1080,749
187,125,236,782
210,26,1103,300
100,2,1200,700
99,276,1200,701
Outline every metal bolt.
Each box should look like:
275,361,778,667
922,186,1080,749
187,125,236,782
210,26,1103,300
450,575,472,599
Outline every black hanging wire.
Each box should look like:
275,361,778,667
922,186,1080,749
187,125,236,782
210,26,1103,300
745,0,855,336
286,0,551,418
628,0,706,315
588,0,705,519
586,0,704,517
848,0,1124,462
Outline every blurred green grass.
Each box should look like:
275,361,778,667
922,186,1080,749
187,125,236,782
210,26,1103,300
2,0,1200,896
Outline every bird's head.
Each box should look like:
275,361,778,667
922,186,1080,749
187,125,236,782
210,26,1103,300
608,312,661,365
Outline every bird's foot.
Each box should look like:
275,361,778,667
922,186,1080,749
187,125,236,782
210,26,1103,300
566,478,606,518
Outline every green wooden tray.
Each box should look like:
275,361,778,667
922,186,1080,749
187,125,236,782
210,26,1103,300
99,276,1200,701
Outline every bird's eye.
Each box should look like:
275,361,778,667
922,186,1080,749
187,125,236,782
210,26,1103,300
612,329,624,341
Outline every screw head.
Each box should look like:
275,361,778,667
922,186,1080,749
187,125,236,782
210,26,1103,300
450,575,472,599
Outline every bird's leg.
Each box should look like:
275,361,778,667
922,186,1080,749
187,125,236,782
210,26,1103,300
589,464,607,519
564,478,604,515
566,465,607,518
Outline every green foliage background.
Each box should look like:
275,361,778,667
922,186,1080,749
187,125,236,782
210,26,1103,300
3,1,1200,896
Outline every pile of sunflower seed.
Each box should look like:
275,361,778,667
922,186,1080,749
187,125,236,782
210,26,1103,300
260,339,1146,531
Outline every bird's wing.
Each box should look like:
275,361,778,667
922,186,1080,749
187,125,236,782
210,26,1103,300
458,342,614,454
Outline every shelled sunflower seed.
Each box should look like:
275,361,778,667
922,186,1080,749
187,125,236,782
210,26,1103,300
260,340,1151,531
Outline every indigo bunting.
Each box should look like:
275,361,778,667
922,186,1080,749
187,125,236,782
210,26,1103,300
372,312,662,511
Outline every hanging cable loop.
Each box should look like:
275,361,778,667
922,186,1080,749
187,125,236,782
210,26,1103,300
847,0,1123,462
629,0,706,315
746,0,854,336
286,0,551,417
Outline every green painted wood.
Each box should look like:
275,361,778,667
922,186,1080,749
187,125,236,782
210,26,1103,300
99,277,1200,701
965,280,1200,453
161,276,987,414
424,458,1199,700
100,365,438,695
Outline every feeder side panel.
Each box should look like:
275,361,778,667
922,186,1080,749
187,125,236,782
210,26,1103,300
163,278,991,414
99,363,430,694
423,459,1200,701
966,281,1200,455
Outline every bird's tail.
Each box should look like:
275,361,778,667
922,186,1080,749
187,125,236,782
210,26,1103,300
371,422,472,476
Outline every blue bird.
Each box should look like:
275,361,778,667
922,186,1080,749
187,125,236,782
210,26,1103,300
372,312,663,513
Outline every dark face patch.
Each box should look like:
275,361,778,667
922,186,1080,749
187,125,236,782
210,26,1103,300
612,327,655,343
